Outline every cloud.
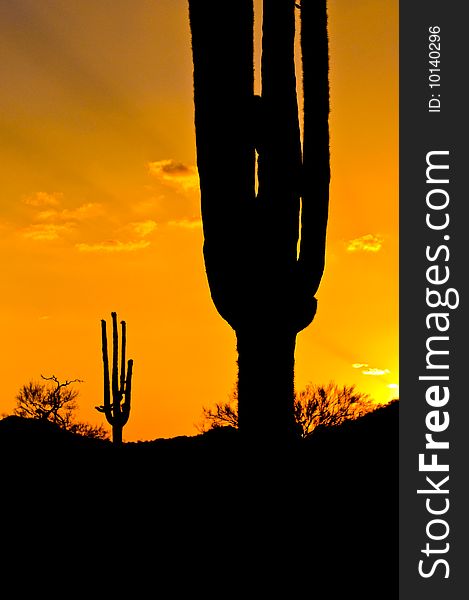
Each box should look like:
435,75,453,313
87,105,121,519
346,234,383,253
131,220,157,238
21,192,104,244
167,218,202,230
148,159,199,191
353,362,391,376
22,223,74,241
64,202,103,221
76,240,150,253
35,202,103,223
362,368,391,376
23,192,63,207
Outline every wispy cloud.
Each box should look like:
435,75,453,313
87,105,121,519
21,192,105,244
76,240,151,253
34,202,103,223
353,363,390,376
347,234,383,253
22,223,74,241
168,218,202,230
362,367,390,376
148,159,199,191
131,220,158,238
352,363,369,369
23,191,63,207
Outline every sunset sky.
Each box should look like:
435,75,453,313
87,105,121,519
0,0,398,442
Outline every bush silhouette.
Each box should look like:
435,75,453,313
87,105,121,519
200,382,378,438
12,375,108,440
294,382,377,437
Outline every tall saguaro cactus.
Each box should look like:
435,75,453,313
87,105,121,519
97,312,133,445
188,0,330,439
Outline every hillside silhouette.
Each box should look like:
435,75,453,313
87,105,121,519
0,2,396,596
2,401,397,597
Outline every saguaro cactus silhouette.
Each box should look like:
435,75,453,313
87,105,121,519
188,0,330,439
97,312,133,445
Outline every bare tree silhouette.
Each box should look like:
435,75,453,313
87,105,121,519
188,0,330,440
13,375,108,440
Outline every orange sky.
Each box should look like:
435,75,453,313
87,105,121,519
0,0,398,442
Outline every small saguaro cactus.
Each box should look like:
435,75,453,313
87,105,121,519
96,312,133,445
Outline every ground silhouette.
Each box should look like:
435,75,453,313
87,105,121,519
1,401,397,597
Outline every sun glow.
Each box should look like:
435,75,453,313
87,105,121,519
0,0,397,442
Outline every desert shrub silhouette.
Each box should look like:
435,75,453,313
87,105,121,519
200,382,378,438
294,381,377,437
12,374,108,440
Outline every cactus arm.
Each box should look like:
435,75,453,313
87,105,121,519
298,0,330,296
121,359,133,427
188,0,255,213
259,0,302,265
100,319,114,424
188,0,255,328
111,311,121,419
120,320,126,395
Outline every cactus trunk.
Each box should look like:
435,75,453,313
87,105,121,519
112,424,123,446
237,327,297,437
189,0,329,440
